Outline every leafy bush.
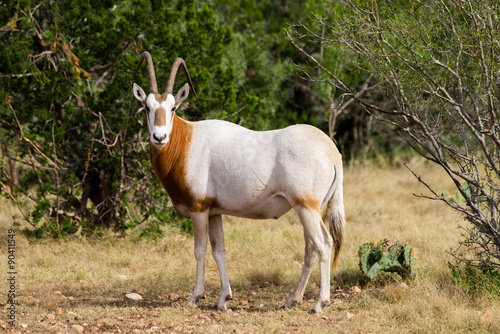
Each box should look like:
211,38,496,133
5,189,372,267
0,0,253,237
449,262,500,298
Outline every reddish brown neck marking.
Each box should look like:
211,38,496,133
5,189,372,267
150,116,211,212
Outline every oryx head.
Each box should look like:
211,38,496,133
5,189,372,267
133,52,197,149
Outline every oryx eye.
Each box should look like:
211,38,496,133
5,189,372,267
172,106,176,112
145,106,150,112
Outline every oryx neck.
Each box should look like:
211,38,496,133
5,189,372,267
150,115,193,192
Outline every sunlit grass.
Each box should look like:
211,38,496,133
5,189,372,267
0,160,498,332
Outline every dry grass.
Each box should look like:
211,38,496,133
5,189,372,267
0,160,499,333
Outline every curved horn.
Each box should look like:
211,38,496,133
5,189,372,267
164,58,198,99
133,51,158,94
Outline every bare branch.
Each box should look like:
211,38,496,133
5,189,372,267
288,0,500,267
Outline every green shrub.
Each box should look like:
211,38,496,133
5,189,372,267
0,0,247,238
449,262,500,298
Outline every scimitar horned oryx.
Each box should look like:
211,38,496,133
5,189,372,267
132,52,346,314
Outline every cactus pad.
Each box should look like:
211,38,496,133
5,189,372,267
358,239,414,280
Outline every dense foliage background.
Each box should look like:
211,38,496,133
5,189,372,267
3,0,497,272
1,0,384,238
1,0,233,237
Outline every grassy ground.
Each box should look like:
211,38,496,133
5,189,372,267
0,160,499,333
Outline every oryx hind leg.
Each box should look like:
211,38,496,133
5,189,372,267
291,205,333,314
282,234,317,309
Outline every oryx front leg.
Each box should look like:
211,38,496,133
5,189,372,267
209,215,232,310
293,206,333,314
188,212,209,308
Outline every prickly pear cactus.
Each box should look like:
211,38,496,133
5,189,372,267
358,239,414,280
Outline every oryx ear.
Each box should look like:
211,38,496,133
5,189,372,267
133,83,147,103
174,83,189,106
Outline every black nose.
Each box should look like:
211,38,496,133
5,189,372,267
153,133,167,142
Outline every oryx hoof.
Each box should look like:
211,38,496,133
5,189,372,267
187,299,200,308
210,303,228,311
308,299,330,314
187,293,205,308
280,297,301,310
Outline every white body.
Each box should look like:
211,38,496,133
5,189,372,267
133,61,346,314
175,120,339,220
